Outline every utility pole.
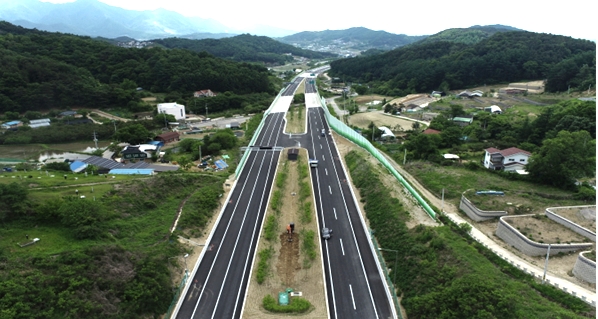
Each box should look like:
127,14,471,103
93,131,98,149
542,244,552,284
205,102,208,119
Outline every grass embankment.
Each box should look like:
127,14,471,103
344,150,594,319
0,173,224,318
402,161,588,213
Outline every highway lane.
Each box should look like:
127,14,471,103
307,105,395,319
174,113,286,319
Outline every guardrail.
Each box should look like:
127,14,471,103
318,96,437,220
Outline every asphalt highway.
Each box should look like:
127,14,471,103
174,112,286,319
306,106,394,319
174,76,394,319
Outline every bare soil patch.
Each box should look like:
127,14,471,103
277,232,301,286
353,94,393,104
505,215,588,244
548,207,596,230
348,112,414,131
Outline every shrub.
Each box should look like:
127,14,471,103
256,247,274,284
262,294,311,313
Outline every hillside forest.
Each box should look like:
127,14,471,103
329,31,596,96
0,22,277,115
152,34,337,65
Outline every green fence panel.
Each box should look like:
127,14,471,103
319,96,436,220
165,271,189,319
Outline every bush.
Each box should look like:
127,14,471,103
262,294,311,313
256,247,274,284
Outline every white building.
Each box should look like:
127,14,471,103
157,103,186,121
483,147,531,172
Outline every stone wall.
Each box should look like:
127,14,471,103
459,195,507,222
572,251,596,284
495,215,593,256
546,206,596,242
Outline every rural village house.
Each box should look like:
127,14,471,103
483,147,531,172
155,131,180,144
194,89,217,98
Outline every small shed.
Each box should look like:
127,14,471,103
287,148,299,161
485,105,502,114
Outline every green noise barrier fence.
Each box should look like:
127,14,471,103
319,96,437,220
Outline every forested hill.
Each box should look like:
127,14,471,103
279,27,427,50
328,31,596,95
415,24,523,45
0,22,274,113
152,34,337,65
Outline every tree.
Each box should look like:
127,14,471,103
153,113,176,127
527,130,595,189
0,182,29,221
58,198,108,239
406,133,442,160
440,126,463,148
114,123,152,144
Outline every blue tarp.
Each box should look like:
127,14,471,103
108,169,154,175
214,160,228,170
148,140,164,147
70,161,88,173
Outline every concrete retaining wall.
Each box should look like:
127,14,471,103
572,251,596,284
459,195,507,221
495,215,593,256
545,206,596,242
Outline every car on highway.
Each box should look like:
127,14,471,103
321,129,326,137
321,227,333,240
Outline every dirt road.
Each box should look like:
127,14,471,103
91,109,130,122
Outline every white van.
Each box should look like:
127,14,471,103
309,159,318,168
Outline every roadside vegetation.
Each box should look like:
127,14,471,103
256,160,288,283
262,294,311,313
0,172,224,318
344,150,594,318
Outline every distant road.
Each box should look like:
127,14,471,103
90,109,130,122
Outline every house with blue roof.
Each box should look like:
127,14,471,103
1,121,22,129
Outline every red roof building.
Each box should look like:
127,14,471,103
483,147,531,172
155,131,180,144
422,128,441,135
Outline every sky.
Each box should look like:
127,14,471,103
42,0,596,41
